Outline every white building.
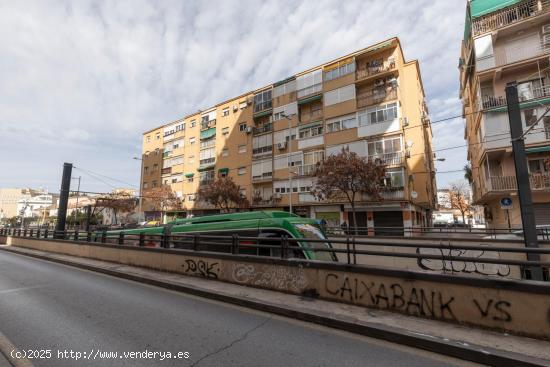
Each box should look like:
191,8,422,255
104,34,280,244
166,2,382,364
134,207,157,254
16,194,54,218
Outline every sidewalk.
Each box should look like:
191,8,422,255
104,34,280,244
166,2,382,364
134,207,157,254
2,245,549,367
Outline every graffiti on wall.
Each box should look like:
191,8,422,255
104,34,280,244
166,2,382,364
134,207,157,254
231,263,308,293
324,273,514,323
416,247,511,277
182,259,219,279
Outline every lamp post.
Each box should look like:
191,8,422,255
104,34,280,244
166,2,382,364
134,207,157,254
133,157,144,222
281,113,296,214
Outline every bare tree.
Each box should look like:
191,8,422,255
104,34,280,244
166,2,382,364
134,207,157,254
197,176,249,212
95,192,138,225
448,180,473,224
143,186,183,215
312,148,386,235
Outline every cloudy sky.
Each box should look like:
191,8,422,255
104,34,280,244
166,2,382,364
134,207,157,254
0,0,467,194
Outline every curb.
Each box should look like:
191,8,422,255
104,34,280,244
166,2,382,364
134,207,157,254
2,247,549,367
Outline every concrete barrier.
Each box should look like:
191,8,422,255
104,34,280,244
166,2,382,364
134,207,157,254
5,236,550,340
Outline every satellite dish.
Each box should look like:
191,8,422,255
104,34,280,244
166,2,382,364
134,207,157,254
411,191,418,199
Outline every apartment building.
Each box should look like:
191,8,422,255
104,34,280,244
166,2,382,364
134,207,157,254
460,0,550,228
140,37,437,230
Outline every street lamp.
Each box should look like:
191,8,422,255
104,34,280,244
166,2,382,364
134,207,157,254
133,157,144,222
280,113,297,214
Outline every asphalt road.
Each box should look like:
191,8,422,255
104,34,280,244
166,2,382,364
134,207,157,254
0,251,474,367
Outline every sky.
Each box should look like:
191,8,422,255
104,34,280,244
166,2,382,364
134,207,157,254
0,0,467,194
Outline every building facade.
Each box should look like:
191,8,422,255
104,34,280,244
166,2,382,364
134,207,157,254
140,38,437,230
460,0,550,228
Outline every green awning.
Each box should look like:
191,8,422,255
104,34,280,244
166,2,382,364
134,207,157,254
185,173,195,178
470,0,521,19
253,109,272,119
197,164,215,172
298,120,323,130
218,168,229,174
297,94,322,105
273,76,295,87
200,128,216,140
487,97,550,113
526,146,550,154
364,40,393,54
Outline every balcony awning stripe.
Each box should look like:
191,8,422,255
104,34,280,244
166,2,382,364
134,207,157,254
184,173,195,178
470,0,521,19
200,128,216,140
297,94,322,105
298,120,323,130
253,109,272,119
218,168,229,174
273,76,295,87
363,40,393,54
487,97,550,113
526,146,550,154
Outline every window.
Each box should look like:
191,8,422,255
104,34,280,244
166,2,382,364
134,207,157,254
239,101,247,109
199,169,215,183
299,124,323,139
324,85,356,106
238,144,247,153
252,133,273,155
273,102,298,121
153,163,158,172
171,174,183,183
253,90,272,112
188,194,195,201
273,79,296,97
297,70,322,98
518,79,543,101
358,103,398,126
222,127,229,135
528,159,548,174
326,114,357,133
524,109,537,126
143,182,148,189
146,135,151,142
144,166,149,174
200,147,215,165
188,176,194,183
239,123,247,132
239,189,247,198
327,140,367,157
324,60,355,81
238,167,247,175
152,180,158,188
172,139,184,149
200,138,215,149
274,128,297,146
222,148,229,157
367,137,402,157
274,152,303,170
188,155,195,164
222,108,229,117
384,168,404,188
252,159,273,180
190,120,196,128
189,137,196,145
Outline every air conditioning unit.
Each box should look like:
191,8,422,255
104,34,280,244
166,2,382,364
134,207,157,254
246,126,253,134
401,117,409,127
233,104,238,112
273,193,282,199
277,141,287,150
374,79,385,87
247,97,253,105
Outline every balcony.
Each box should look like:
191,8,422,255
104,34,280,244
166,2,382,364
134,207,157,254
163,151,172,158
252,146,273,159
252,123,273,135
253,101,272,114
472,0,550,37
357,87,397,108
364,188,405,201
199,158,215,166
295,164,318,176
200,119,216,131
298,135,324,150
493,41,550,69
299,109,323,123
252,172,273,182
368,152,404,166
481,85,550,110
356,58,396,80
161,167,172,175
482,174,550,194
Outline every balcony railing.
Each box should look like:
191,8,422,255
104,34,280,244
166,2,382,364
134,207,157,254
481,85,550,110
199,158,215,166
252,146,273,158
356,58,396,79
253,101,272,113
472,0,550,37
161,167,172,175
252,123,273,135
200,119,216,131
357,87,397,108
252,172,273,182
296,164,318,176
493,41,550,69
368,152,403,166
300,109,323,123
483,174,550,193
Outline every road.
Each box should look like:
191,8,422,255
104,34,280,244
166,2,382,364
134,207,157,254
0,251,475,367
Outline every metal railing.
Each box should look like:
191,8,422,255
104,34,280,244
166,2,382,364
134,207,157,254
481,85,550,110
472,0,550,36
483,174,550,193
368,152,403,166
357,87,397,108
2,227,549,280
300,109,323,123
356,58,396,79
252,123,273,135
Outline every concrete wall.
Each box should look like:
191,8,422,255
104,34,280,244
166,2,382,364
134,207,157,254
5,236,550,340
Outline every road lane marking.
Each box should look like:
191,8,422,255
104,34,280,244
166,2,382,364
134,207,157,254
0,286,43,295
0,331,33,367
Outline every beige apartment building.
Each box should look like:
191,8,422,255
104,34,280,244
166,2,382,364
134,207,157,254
140,37,437,231
461,0,550,228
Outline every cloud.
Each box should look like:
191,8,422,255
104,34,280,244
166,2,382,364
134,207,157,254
0,0,467,192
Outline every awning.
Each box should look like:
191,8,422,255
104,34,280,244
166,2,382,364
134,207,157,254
185,173,195,178
273,76,295,87
297,94,322,105
324,57,354,71
253,109,272,119
487,97,550,113
197,164,215,172
363,40,393,54
298,120,323,130
470,0,521,19
218,168,229,174
200,128,216,140
526,146,550,154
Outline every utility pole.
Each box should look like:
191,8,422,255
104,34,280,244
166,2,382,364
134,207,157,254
505,83,543,281
72,176,81,229
55,162,73,238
